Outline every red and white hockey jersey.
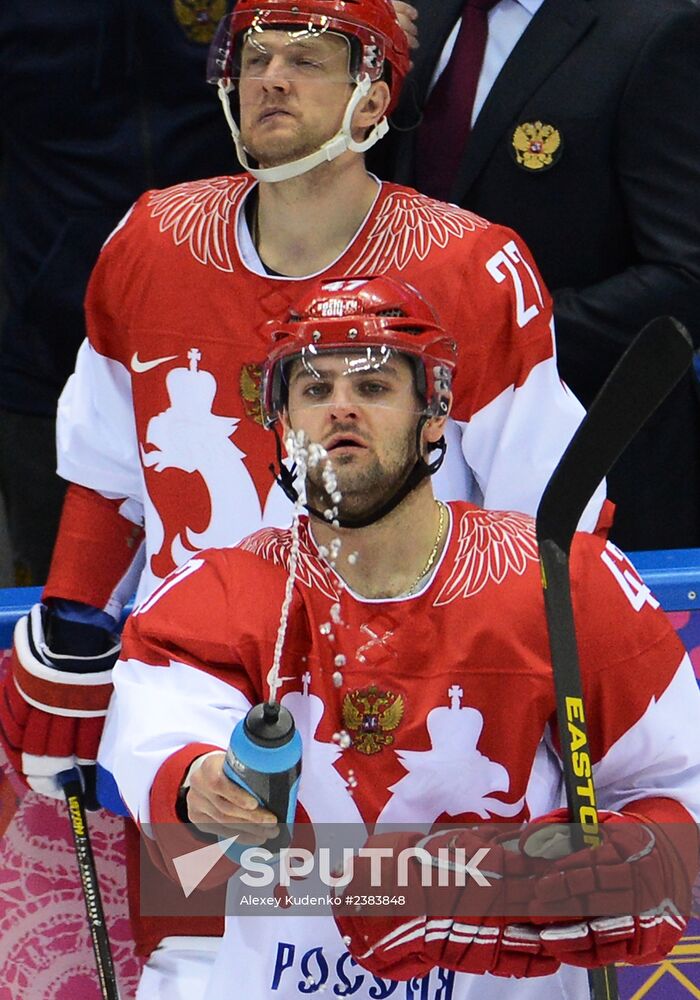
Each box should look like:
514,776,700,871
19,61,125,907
100,502,700,999
48,175,605,613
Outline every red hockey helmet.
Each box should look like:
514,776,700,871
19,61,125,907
261,275,457,427
207,0,410,113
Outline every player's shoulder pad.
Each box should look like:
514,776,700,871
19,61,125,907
236,525,300,564
235,522,332,585
569,533,679,664
362,183,492,268
452,502,538,547
378,182,491,232
101,174,254,260
128,545,288,631
121,545,293,668
432,504,542,611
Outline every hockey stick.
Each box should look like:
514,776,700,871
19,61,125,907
59,768,121,1000
536,316,693,1000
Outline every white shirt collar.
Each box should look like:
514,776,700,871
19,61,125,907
513,0,547,15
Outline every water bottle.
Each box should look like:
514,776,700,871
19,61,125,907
223,701,302,857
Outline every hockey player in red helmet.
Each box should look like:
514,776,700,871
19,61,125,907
262,274,457,526
100,275,700,1000
207,0,410,181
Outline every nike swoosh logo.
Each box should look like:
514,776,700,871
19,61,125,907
131,352,178,373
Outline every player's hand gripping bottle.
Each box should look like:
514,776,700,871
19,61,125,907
223,701,302,856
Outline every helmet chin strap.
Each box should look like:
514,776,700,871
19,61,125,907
269,416,447,529
217,77,388,183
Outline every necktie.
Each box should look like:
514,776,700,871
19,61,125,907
415,0,500,201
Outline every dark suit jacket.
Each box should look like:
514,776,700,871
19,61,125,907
0,0,237,417
371,0,700,551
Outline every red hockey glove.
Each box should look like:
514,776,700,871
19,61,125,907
536,906,687,968
335,829,559,981
0,604,119,806
519,806,698,966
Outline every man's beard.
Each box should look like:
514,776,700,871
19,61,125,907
241,120,330,168
305,426,418,521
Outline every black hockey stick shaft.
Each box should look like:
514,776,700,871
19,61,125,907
60,769,121,1000
536,316,693,1000
538,316,692,812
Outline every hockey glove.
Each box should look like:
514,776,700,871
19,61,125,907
335,828,559,981
519,805,698,966
0,604,119,808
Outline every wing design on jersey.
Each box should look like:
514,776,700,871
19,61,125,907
433,509,539,606
342,694,363,731
148,175,250,272
380,694,404,731
238,526,340,601
346,192,490,274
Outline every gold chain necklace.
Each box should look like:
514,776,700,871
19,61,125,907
406,501,447,595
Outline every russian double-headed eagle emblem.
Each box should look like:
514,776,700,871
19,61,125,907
239,363,265,425
173,0,227,44
342,685,405,755
511,121,562,171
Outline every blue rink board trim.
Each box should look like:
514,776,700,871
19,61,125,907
0,548,699,647
632,548,700,612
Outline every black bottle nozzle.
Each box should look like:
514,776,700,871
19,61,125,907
243,700,296,747
263,701,280,724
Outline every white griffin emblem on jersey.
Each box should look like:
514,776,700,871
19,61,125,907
238,525,340,601
346,192,489,274
148,175,250,272
378,685,525,823
140,347,262,574
433,509,539,606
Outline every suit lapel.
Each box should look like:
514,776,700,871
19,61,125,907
410,0,468,103
450,0,597,201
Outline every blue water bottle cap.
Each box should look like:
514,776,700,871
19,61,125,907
244,701,296,747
